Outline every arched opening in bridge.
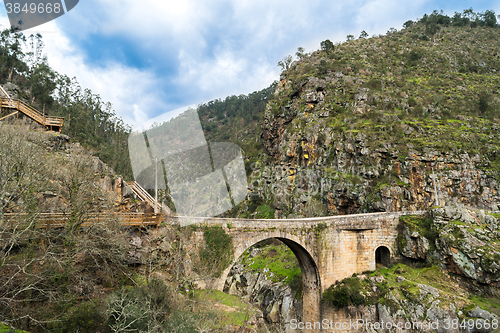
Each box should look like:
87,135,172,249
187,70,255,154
223,237,321,327
375,246,390,267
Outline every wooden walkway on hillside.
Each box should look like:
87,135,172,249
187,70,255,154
0,97,64,133
126,181,164,213
2,212,163,228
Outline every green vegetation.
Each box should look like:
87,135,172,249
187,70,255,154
0,323,29,333
239,241,302,286
194,290,255,327
199,226,234,278
254,204,275,219
3,7,500,332
468,295,500,316
50,280,244,333
198,84,275,160
371,264,456,295
322,263,499,318
250,8,500,216
321,277,366,308
399,214,439,245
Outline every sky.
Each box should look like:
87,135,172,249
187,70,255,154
0,0,499,129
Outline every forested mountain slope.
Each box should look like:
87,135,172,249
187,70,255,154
240,10,500,218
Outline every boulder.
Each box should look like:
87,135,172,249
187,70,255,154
122,183,135,199
400,225,430,260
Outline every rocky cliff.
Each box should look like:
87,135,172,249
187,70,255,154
242,21,500,219
400,205,500,286
223,241,303,332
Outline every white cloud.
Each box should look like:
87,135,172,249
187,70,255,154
50,39,162,130
3,0,494,131
355,0,430,36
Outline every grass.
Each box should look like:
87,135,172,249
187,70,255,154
194,290,255,327
366,263,500,317
0,323,29,333
468,295,500,316
240,243,301,284
370,263,458,295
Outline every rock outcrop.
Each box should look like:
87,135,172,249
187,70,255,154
252,83,500,217
401,205,500,286
243,24,500,219
224,245,302,332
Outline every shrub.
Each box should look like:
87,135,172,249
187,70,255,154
365,78,382,90
105,279,174,332
408,97,417,107
405,48,425,67
321,277,365,308
199,226,233,277
255,204,275,219
51,300,108,333
162,310,216,333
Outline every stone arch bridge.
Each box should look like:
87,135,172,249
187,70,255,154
169,211,425,329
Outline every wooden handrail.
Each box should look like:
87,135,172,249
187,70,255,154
126,181,161,213
2,212,162,228
0,97,64,132
0,111,18,121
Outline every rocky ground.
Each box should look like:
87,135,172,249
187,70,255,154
224,241,303,332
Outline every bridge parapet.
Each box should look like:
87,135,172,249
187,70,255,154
166,210,426,230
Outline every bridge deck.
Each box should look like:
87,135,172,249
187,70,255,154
2,211,427,229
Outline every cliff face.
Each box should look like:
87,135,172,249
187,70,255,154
223,241,303,332
245,24,500,218
400,205,500,286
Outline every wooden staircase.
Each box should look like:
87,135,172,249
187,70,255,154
0,85,64,132
126,181,163,214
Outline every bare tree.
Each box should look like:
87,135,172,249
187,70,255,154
0,123,61,329
54,145,112,231
0,123,49,217
0,124,123,330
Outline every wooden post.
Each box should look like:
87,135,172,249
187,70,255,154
155,158,158,214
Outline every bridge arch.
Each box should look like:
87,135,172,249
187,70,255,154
375,245,391,267
218,231,322,325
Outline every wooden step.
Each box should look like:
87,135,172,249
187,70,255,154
0,97,64,132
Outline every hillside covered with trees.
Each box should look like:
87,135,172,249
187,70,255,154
0,29,132,178
240,8,500,219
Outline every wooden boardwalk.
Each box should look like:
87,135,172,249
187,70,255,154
2,212,163,228
0,97,64,132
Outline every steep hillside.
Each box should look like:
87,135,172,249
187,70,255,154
242,11,500,218
0,30,132,179
198,83,275,159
